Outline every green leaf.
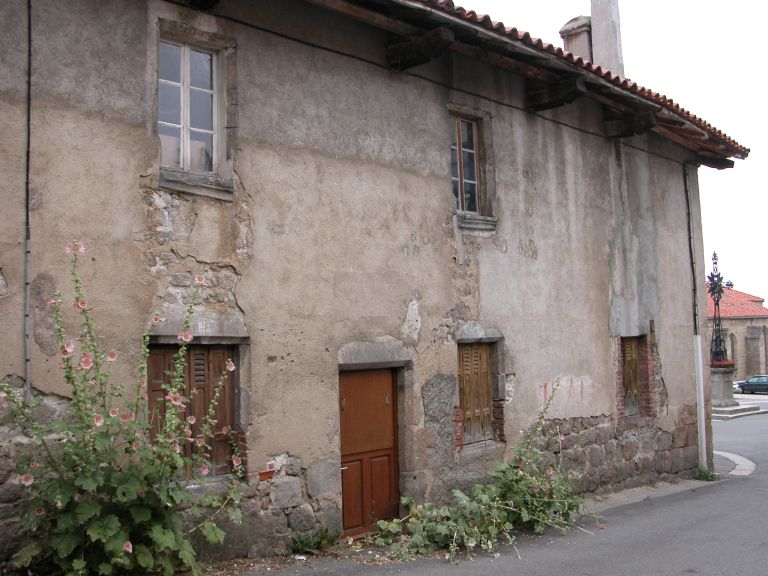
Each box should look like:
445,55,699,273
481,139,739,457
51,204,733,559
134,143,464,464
72,558,87,570
86,514,121,543
227,507,243,524
116,475,142,502
94,434,111,451
75,499,102,523
10,541,43,568
178,540,197,567
199,521,226,544
50,531,81,558
149,524,178,551
98,562,114,575
56,511,77,531
75,472,103,491
135,544,154,569
129,506,152,523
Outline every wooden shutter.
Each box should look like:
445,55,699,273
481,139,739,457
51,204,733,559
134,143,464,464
457,343,492,443
622,338,640,415
148,345,235,475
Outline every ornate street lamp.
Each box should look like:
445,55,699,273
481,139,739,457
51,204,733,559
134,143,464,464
708,252,728,364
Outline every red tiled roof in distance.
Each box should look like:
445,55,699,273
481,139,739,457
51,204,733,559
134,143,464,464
403,0,749,159
706,287,768,319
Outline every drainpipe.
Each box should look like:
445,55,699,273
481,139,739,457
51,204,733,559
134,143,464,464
23,0,32,402
684,164,708,470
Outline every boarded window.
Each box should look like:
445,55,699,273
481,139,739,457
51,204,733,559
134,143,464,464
148,345,235,476
457,343,493,443
621,337,641,416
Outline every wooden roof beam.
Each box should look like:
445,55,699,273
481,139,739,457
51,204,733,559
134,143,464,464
526,78,587,112
387,26,455,70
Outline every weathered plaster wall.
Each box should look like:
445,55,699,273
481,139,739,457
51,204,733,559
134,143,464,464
1,0,712,557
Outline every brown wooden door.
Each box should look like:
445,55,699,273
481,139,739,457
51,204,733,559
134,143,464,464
339,370,398,537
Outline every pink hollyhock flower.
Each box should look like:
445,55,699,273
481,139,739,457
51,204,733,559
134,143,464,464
74,298,87,310
185,427,193,437
173,443,181,454
151,314,165,325
18,473,34,487
93,414,104,427
76,241,86,253
47,297,56,306
177,331,193,343
109,408,119,418
200,464,209,476
123,541,133,554
532,485,541,494
120,410,135,423
559,434,566,442
80,353,94,370
226,360,236,372
187,416,196,425
132,440,141,450
598,523,606,530
64,340,74,354
196,438,205,447
106,350,118,362
169,393,183,407
220,425,229,435
232,456,242,468
65,242,73,254
194,275,207,285
34,507,45,517
546,467,554,477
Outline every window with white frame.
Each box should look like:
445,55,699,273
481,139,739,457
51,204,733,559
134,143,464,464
450,116,480,213
158,41,217,174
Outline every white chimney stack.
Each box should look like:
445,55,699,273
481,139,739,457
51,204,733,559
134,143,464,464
559,0,625,78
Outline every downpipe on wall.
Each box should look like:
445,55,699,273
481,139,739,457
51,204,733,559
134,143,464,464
684,164,708,470
22,0,32,402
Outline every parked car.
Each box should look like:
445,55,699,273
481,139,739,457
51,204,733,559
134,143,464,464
733,380,744,394
738,375,768,394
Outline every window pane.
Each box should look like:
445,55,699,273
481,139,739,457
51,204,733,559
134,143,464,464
452,179,460,211
451,147,458,179
464,181,477,213
159,42,181,82
158,124,180,168
462,150,476,182
190,50,212,90
158,83,181,125
190,90,213,131
190,130,213,173
461,120,475,150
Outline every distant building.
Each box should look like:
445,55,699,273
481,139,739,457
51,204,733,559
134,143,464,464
707,288,768,379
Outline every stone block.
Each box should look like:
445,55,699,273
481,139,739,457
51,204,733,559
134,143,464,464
595,424,613,445
657,431,673,451
603,439,617,460
285,456,302,476
316,497,343,536
621,439,638,459
270,476,302,509
169,272,193,287
306,454,340,499
672,426,687,448
587,445,604,468
0,481,23,504
289,503,317,532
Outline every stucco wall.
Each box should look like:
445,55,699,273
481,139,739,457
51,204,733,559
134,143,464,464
1,0,713,555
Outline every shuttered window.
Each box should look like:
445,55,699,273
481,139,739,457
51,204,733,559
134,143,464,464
148,345,235,476
622,337,640,416
457,343,493,443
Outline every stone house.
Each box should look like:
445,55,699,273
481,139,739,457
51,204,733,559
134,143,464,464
707,287,768,380
0,0,748,558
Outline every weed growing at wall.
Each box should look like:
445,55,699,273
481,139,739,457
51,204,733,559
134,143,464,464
375,380,586,561
0,241,242,576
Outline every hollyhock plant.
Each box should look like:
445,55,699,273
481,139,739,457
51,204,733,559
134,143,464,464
0,240,244,575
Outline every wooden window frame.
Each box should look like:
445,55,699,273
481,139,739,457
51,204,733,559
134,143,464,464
451,115,481,214
158,41,218,175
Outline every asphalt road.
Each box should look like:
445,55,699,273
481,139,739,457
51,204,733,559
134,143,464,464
259,409,768,576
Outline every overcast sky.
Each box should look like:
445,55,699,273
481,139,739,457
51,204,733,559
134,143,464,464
467,1,763,298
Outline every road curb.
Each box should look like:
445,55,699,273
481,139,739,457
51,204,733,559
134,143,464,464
713,450,756,476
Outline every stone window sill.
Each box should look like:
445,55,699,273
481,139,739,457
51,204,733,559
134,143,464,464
456,211,497,232
457,438,504,465
159,167,234,202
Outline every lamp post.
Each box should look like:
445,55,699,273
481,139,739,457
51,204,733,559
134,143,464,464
708,252,728,364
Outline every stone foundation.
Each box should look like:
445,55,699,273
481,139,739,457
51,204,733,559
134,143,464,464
539,406,699,493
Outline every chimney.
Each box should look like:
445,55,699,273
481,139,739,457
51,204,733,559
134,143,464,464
559,0,625,78
559,15,592,62
590,0,624,77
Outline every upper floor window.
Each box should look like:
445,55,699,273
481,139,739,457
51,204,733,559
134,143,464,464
450,116,479,213
158,41,217,174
